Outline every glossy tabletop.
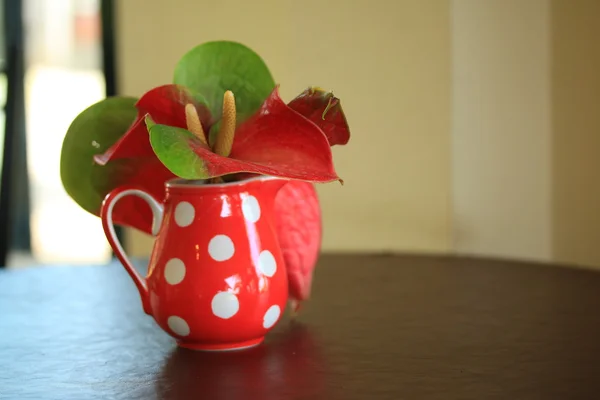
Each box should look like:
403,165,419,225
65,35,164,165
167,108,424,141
2,254,600,399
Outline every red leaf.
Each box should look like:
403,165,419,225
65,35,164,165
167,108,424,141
171,86,341,182
95,84,212,165
94,117,150,163
287,87,350,146
104,157,175,234
274,180,321,307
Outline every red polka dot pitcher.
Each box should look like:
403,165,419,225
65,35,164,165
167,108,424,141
101,176,289,351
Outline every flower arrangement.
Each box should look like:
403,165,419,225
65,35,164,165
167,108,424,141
60,40,351,312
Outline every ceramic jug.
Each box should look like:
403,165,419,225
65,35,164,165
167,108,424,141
101,176,289,351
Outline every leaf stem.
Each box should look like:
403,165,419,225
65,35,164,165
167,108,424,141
321,96,337,120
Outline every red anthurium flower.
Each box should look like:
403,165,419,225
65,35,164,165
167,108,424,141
93,83,341,235
92,85,212,234
95,84,211,165
287,87,350,146
145,86,340,183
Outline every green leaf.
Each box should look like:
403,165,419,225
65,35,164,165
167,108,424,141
146,116,210,179
60,97,138,215
173,40,275,119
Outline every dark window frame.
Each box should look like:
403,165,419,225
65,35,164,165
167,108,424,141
0,0,28,267
0,0,121,267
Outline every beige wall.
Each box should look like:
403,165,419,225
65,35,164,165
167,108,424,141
116,0,453,257
551,0,600,268
451,0,552,262
115,0,600,269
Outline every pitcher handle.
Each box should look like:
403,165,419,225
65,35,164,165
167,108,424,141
100,187,164,315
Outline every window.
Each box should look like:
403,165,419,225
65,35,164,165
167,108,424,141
2,0,116,267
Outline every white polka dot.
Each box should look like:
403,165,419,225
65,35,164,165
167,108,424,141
257,250,277,277
242,195,261,223
208,235,235,261
211,292,239,319
164,258,185,285
167,316,190,336
174,201,195,227
263,305,281,329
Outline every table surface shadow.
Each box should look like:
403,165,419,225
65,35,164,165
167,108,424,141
2,253,600,400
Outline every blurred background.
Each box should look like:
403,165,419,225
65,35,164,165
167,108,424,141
1,0,599,270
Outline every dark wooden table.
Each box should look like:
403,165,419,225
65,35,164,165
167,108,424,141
2,254,600,400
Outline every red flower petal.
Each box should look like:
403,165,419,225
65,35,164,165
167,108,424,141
94,116,150,164
274,180,321,305
95,84,212,165
287,87,350,146
225,86,340,182
105,157,176,234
